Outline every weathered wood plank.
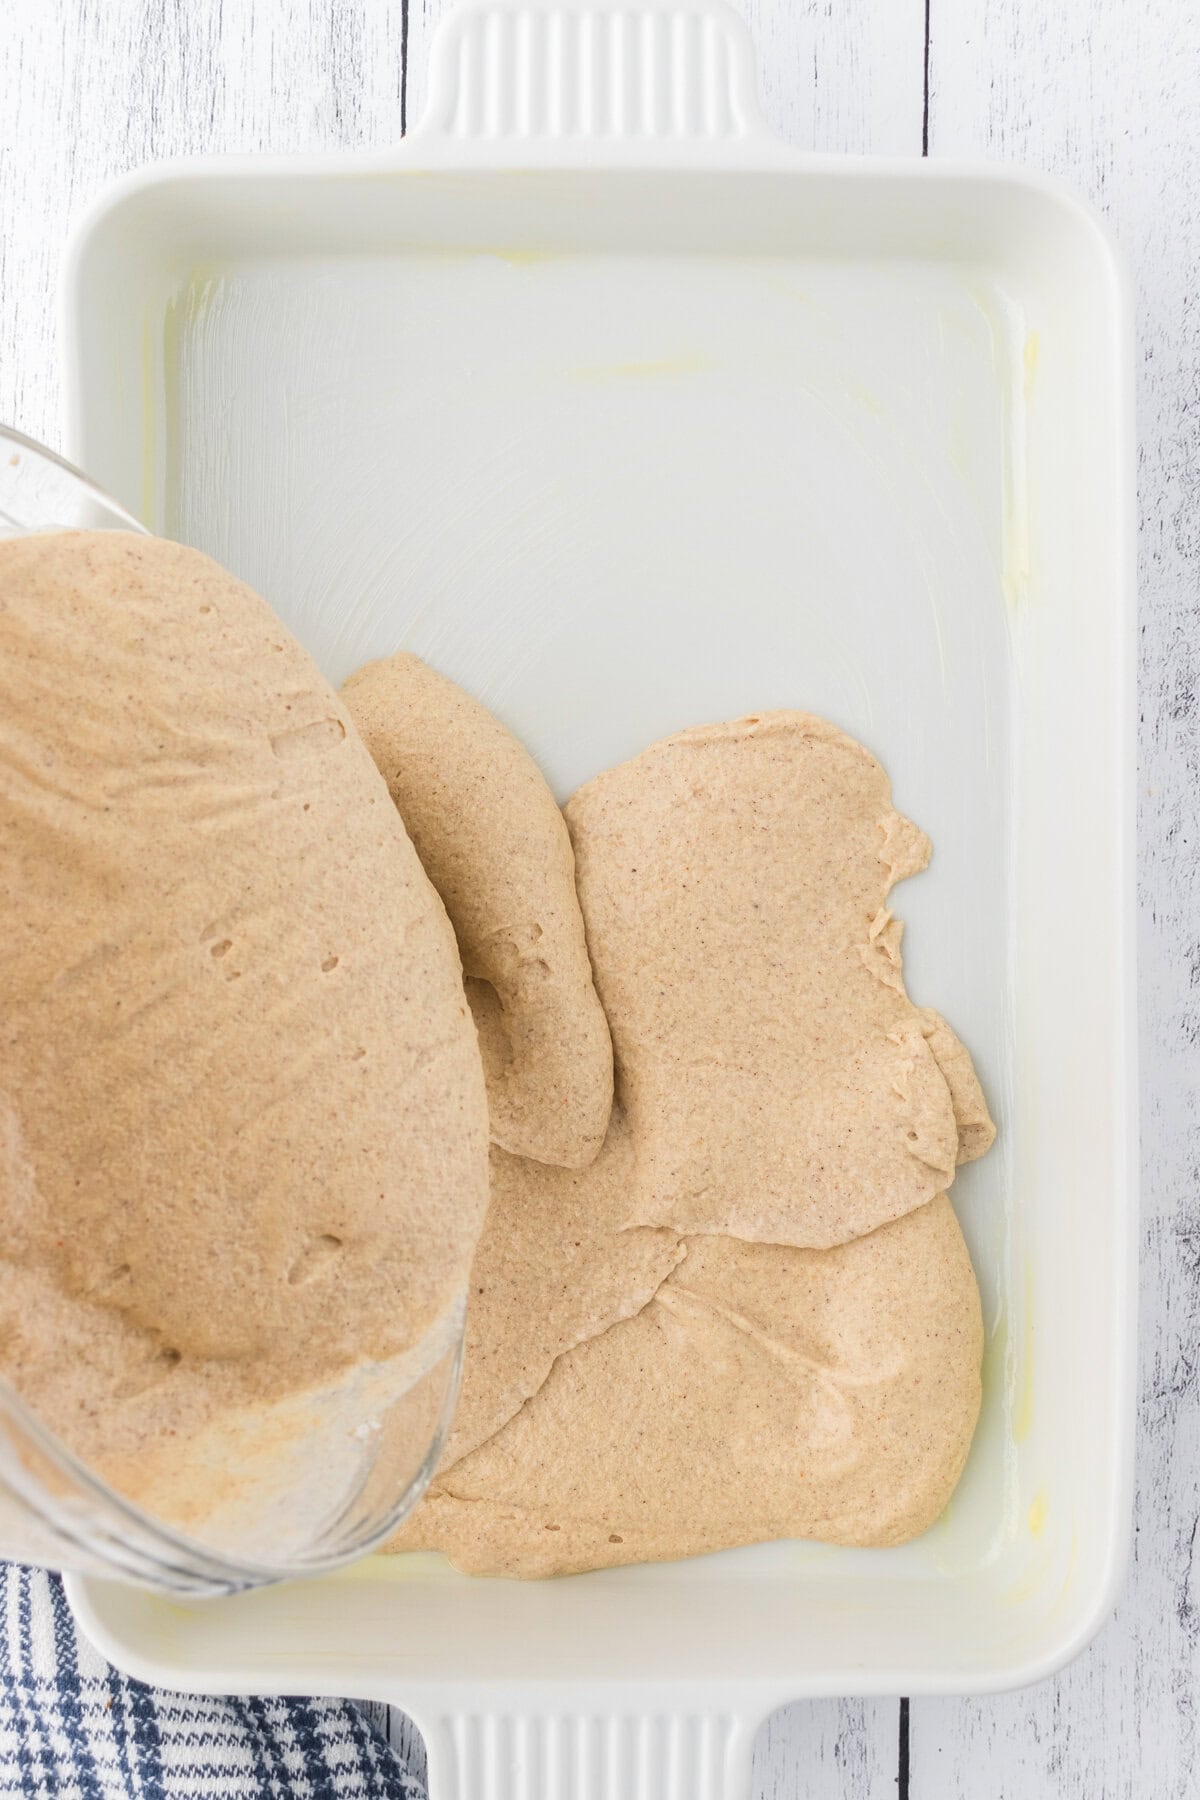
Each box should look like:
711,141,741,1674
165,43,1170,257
912,2,1200,1789
388,1705,430,1790
738,0,923,155
753,1701,904,1800
0,0,407,450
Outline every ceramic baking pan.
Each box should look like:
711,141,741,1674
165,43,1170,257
60,2,1136,1794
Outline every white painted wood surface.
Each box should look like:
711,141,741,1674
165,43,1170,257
0,0,1192,1793
912,1,1200,1790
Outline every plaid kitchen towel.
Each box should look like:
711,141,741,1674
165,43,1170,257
0,1563,426,1799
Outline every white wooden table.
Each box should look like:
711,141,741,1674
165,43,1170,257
2,1,1196,1793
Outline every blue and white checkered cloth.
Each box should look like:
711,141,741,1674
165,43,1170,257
0,1564,427,1799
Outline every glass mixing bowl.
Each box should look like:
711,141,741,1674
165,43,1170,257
0,424,464,1595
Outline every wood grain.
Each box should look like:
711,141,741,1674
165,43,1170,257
913,1,1199,1788
0,0,407,450
753,1703,903,1800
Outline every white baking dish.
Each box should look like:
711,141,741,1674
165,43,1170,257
58,1,1136,1794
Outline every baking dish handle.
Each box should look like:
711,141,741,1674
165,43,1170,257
416,1697,761,1800
409,0,777,160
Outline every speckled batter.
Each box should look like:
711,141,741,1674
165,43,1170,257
396,707,993,1577
565,712,994,1247
0,533,490,1515
398,1195,983,1576
436,1109,684,1471
344,653,613,1170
